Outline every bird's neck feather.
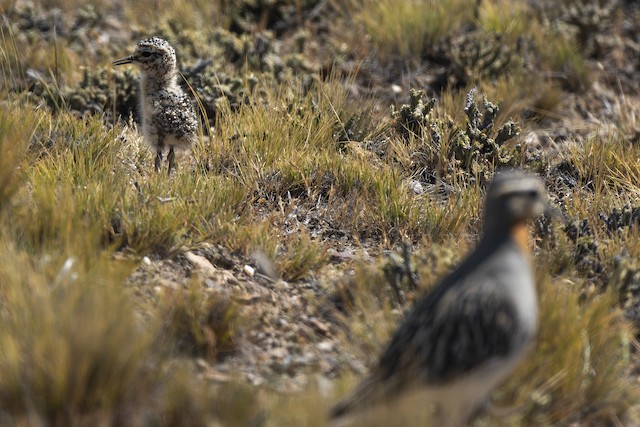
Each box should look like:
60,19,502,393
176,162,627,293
481,220,531,257
510,221,530,258
141,71,176,94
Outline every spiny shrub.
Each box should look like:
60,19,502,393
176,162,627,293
392,87,522,180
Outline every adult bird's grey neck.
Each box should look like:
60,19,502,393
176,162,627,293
482,205,517,241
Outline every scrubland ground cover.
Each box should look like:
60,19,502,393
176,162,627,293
1,0,640,425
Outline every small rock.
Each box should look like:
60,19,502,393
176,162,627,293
243,265,255,277
317,340,334,352
142,256,152,266
270,347,287,359
195,358,210,371
235,293,262,304
316,375,334,395
201,369,232,383
276,280,291,291
291,373,309,390
245,372,264,386
327,248,355,262
320,356,338,375
308,318,331,336
407,179,424,195
278,317,289,327
357,248,374,263
350,359,367,374
159,279,180,290
185,251,217,276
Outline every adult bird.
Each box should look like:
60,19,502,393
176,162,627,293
330,170,548,426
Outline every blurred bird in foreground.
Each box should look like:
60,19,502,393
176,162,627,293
330,170,548,426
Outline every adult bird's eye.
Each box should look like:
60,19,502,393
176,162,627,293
141,51,152,57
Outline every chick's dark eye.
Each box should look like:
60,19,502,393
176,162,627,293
141,51,152,57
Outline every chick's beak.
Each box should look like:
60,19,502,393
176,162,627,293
112,55,136,66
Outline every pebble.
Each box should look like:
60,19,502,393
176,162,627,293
271,347,287,359
317,340,334,352
316,375,334,395
407,179,424,195
55,257,76,284
185,251,217,276
308,318,331,336
142,256,152,265
243,265,255,277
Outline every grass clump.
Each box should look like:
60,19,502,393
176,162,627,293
535,29,591,92
494,273,637,425
274,230,329,281
0,241,156,426
158,283,242,361
477,0,531,36
0,103,37,213
3,101,250,256
349,0,476,60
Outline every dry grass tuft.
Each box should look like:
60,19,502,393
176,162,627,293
158,283,242,361
0,240,156,426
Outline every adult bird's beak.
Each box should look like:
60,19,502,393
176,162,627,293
112,55,136,66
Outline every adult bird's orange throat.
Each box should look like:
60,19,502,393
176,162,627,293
511,221,531,258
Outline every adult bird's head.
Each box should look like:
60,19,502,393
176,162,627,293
482,170,548,253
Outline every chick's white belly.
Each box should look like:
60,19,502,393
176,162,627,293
142,122,190,150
